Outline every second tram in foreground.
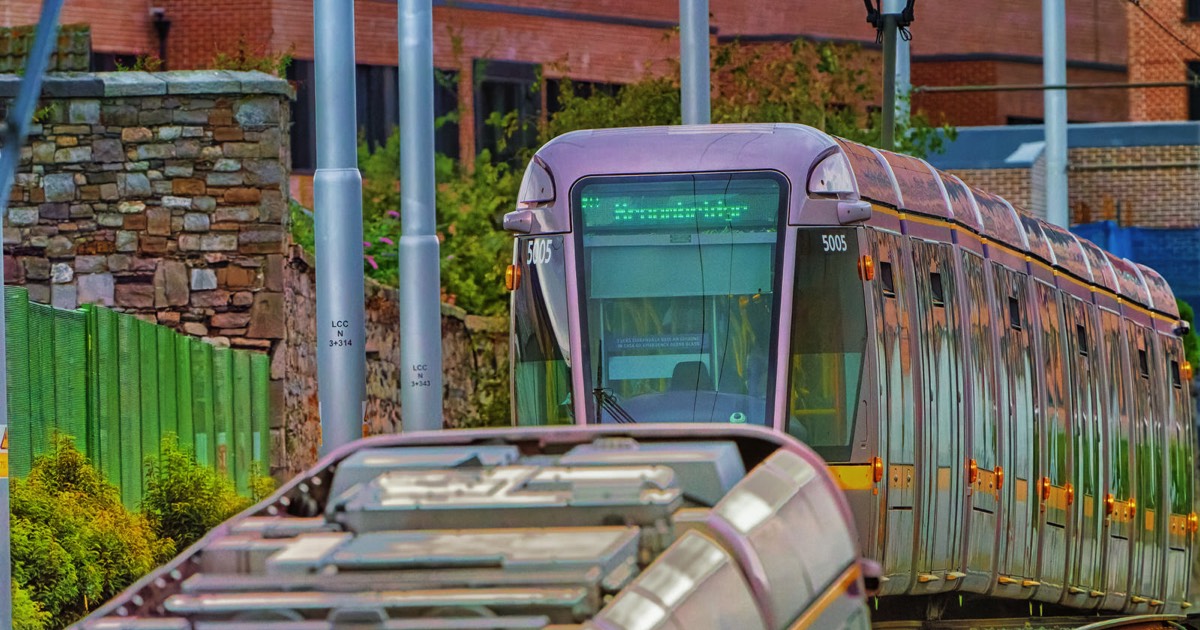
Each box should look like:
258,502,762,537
505,123,1197,617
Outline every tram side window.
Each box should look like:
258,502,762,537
512,236,574,426
930,272,945,306
1172,360,1182,388
880,261,896,297
1009,296,1021,330
1076,324,1088,356
1139,347,1150,378
787,229,868,461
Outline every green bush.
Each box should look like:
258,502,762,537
142,436,275,552
13,583,51,630
13,435,275,628
11,436,173,626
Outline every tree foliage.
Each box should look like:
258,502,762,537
11,436,173,626
546,39,953,158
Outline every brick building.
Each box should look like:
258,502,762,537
5,0,1133,171
1127,0,1200,121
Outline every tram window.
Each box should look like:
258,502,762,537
1139,348,1150,378
1077,324,1088,356
787,228,868,461
1172,360,1182,388
930,272,945,306
1008,296,1021,330
880,261,895,297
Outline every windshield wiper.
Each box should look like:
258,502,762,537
592,347,637,424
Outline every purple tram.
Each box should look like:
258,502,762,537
504,123,1197,616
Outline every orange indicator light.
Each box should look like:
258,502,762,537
505,264,521,291
871,456,884,483
995,466,1004,490
1066,483,1075,506
1041,477,1051,502
1105,493,1115,516
858,255,875,281
1189,512,1198,534
967,459,978,484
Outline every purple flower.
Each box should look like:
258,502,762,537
365,255,379,270
387,210,400,219
363,240,372,248
379,237,394,246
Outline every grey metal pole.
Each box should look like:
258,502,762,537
881,14,898,151
680,0,711,125
895,24,911,130
0,1,66,624
313,0,367,454
398,0,444,431
1043,0,1069,228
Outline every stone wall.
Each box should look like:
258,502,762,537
277,245,508,478
2,70,290,345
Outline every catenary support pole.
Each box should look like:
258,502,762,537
881,13,898,151
895,19,911,130
313,0,367,454
0,1,66,624
398,0,444,431
1043,0,1069,228
680,0,711,125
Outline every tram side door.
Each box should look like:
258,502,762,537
911,239,965,585
869,230,917,593
991,266,1040,589
1062,297,1104,601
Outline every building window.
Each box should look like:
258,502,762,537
1189,61,1200,120
1189,0,1200,21
288,60,459,172
474,59,541,161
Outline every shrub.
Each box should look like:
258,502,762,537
13,583,50,630
11,436,172,626
142,436,274,552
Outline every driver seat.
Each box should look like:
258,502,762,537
671,361,713,391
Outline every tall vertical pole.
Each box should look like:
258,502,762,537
680,0,711,125
0,2,66,624
313,0,367,454
1043,0,1069,228
881,15,898,151
895,24,911,131
398,0,444,431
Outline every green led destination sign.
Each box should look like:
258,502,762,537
578,174,782,231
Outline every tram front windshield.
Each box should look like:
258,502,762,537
576,172,785,425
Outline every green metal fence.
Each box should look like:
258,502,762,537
5,286,271,507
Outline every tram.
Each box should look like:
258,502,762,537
504,123,1198,616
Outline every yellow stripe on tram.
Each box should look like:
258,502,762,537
829,464,874,491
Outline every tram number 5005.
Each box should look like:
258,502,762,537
821,234,849,252
526,239,552,265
